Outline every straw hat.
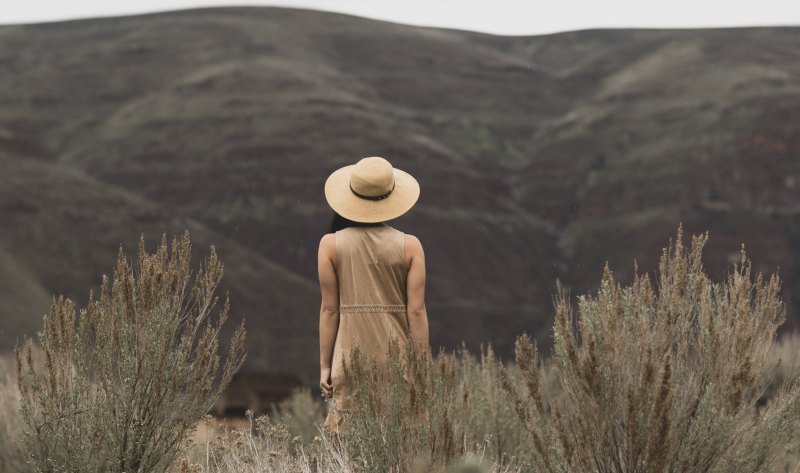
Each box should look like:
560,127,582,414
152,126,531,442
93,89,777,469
324,156,420,223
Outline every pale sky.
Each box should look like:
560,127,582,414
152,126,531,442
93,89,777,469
2,0,799,35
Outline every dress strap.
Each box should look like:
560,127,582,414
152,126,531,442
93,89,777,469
339,304,407,314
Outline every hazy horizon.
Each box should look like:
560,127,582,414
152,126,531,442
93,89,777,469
3,0,799,35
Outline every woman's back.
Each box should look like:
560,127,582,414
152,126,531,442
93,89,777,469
325,224,411,430
336,224,408,312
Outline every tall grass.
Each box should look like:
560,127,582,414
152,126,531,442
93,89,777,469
182,411,351,473
182,409,517,473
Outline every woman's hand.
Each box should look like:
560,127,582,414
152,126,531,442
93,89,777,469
320,367,333,399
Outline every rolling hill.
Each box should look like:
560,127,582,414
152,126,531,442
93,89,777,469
0,7,798,383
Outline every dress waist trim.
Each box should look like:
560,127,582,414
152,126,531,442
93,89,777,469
339,304,407,313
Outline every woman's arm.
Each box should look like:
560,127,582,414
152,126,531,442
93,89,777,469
405,234,429,353
318,233,339,398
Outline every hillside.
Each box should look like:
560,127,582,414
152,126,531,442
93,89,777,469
0,8,798,383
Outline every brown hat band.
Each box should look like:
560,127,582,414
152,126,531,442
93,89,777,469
349,181,396,201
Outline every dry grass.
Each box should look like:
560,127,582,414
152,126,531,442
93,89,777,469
180,410,517,473
180,411,350,473
451,344,542,468
176,342,530,473
337,340,465,471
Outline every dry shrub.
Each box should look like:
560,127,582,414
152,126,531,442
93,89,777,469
502,224,800,473
764,332,800,472
764,331,800,404
0,354,27,473
14,231,246,473
338,340,462,472
179,344,525,473
452,345,535,468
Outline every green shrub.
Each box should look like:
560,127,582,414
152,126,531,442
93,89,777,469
271,387,326,447
502,224,800,473
14,232,246,473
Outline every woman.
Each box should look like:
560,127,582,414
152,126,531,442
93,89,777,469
318,156,429,432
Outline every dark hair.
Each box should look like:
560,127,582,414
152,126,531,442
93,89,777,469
329,212,384,233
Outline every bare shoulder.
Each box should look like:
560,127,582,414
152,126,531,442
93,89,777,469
319,233,336,256
403,233,424,257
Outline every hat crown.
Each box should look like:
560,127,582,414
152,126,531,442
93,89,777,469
350,157,395,197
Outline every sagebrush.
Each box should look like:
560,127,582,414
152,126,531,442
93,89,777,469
14,231,246,473
4,225,800,473
502,224,800,473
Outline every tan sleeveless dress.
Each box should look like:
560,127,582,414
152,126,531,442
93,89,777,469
324,224,411,432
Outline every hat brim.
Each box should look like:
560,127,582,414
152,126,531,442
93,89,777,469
324,165,420,223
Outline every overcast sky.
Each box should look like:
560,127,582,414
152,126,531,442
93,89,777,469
3,0,800,35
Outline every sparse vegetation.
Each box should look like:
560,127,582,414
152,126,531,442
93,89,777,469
13,232,246,473
1,226,799,473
